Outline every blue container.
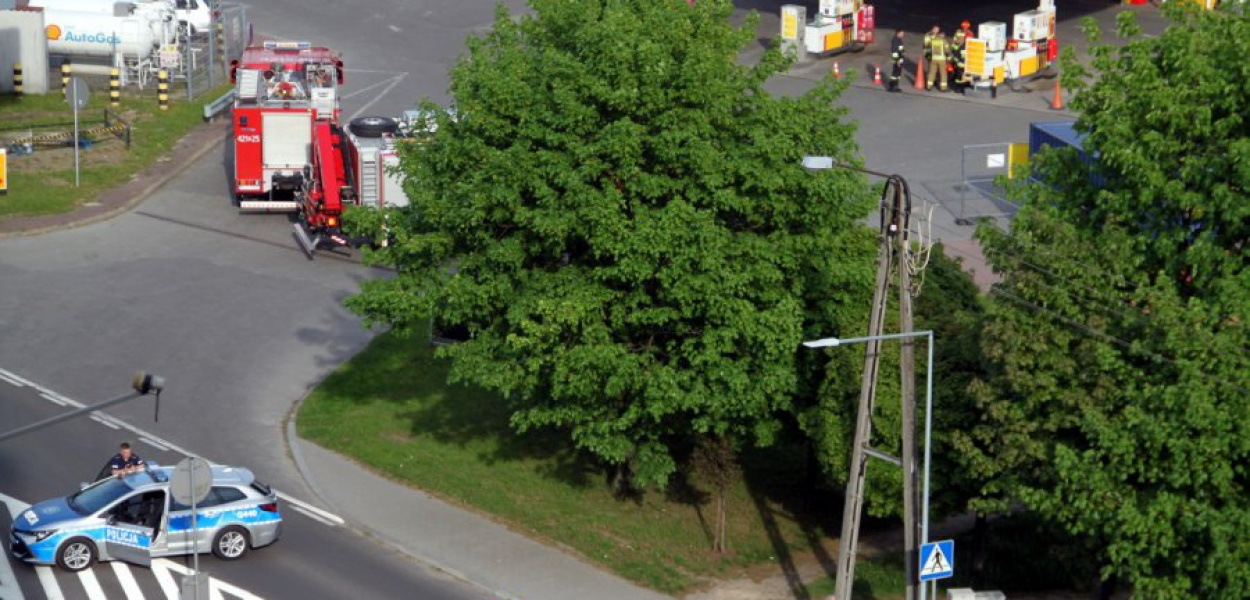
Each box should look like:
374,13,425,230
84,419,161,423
1028,121,1104,187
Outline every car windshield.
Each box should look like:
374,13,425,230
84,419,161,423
67,477,133,515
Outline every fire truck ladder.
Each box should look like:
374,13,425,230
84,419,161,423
356,152,379,206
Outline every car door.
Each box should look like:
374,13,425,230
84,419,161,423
168,488,229,554
101,492,156,567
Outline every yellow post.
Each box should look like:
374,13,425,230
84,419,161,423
12,62,22,98
158,69,169,111
110,68,121,108
216,21,225,65
61,61,71,100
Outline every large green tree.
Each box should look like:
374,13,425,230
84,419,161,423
346,0,877,489
966,5,1248,596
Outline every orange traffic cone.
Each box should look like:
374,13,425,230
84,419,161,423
831,62,843,79
1049,78,1064,110
914,59,926,90
873,65,883,86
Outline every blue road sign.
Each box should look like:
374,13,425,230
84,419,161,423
919,539,954,581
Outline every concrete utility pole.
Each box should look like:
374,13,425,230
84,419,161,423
801,157,921,600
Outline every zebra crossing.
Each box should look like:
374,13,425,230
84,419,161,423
10,559,265,600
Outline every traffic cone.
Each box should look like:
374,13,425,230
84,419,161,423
832,62,843,79
1049,78,1064,110
873,65,883,86
914,58,926,90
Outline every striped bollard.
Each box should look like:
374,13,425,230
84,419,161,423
158,69,169,111
61,61,71,100
216,21,225,65
109,68,121,108
12,62,22,97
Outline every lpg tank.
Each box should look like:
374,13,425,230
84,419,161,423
36,1,179,48
43,9,159,58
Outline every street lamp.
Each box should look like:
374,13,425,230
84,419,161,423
804,331,936,600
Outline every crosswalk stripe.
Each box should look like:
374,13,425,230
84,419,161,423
78,567,109,600
35,566,65,600
151,559,180,599
112,561,146,599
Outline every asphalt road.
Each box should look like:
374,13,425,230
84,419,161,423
0,373,491,600
0,1,1055,598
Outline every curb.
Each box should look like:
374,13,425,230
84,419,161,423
0,122,229,240
282,386,521,600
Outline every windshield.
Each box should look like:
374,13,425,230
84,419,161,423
67,477,134,515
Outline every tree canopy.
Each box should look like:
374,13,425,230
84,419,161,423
968,5,1248,596
346,0,878,489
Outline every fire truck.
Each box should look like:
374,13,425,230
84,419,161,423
228,41,344,211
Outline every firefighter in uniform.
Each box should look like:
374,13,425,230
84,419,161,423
888,30,905,92
926,28,950,92
922,25,938,67
951,20,973,92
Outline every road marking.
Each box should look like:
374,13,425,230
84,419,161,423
289,504,336,527
342,76,404,101
0,494,27,600
277,492,343,526
0,368,37,387
155,559,265,600
150,558,180,599
40,391,69,406
111,561,146,599
78,567,109,600
36,566,65,600
348,73,407,121
138,436,171,452
0,370,24,387
89,413,121,430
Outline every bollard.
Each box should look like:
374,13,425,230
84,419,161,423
216,21,225,65
12,62,22,98
61,61,71,100
158,69,169,111
110,68,121,108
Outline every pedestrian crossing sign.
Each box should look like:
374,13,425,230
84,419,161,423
919,539,955,581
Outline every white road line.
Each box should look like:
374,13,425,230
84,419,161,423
156,559,265,600
138,436,171,452
276,492,343,526
0,493,27,600
342,76,402,100
36,566,65,600
348,74,407,121
0,371,23,387
78,567,109,600
289,504,336,527
89,413,121,430
111,562,146,599
150,559,180,599
40,391,69,406
0,368,37,388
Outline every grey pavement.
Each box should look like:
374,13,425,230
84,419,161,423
295,441,672,600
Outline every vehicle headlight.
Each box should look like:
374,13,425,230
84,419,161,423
29,530,57,542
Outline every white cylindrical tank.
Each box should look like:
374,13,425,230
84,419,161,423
43,9,158,58
36,1,179,47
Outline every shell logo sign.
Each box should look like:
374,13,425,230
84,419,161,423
46,24,63,41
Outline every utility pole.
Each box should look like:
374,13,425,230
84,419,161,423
809,164,919,600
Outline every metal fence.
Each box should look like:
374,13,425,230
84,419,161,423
955,142,1018,225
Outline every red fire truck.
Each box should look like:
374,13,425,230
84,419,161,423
228,41,344,211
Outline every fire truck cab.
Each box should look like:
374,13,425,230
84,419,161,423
229,41,344,211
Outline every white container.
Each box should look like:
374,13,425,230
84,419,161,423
1013,10,1048,42
44,9,158,58
36,1,180,44
978,21,1007,52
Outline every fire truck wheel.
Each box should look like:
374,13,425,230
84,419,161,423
350,116,399,138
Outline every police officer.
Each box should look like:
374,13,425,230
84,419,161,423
926,27,950,92
888,30,906,92
109,442,145,477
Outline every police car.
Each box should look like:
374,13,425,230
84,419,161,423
10,462,282,571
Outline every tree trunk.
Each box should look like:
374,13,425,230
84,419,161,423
971,513,988,584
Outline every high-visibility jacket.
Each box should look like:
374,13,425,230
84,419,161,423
923,33,933,58
929,36,949,61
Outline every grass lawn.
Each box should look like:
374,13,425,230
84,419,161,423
0,85,228,218
299,328,908,596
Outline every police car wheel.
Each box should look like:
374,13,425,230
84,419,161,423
56,538,96,572
212,526,250,560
